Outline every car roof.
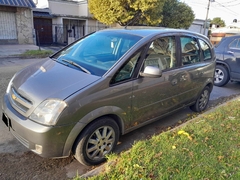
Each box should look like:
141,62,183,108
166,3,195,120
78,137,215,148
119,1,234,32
215,35,240,49
99,26,206,39
223,35,240,39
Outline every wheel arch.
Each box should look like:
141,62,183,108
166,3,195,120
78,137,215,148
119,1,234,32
206,81,214,92
62,107,125,156
216,61,230,74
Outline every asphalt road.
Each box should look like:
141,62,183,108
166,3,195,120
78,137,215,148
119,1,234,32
1,57,240,179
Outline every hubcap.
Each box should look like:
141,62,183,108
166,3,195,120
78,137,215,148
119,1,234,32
215,69,224,83
199,89,209,110
86,126,115,161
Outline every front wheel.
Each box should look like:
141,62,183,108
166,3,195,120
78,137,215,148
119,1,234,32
214,65,229,87
73,117,119,166
190,86,210,112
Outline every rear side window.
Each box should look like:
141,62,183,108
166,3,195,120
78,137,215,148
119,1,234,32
229,38,240,49
180,37,200,65
199,39,212,61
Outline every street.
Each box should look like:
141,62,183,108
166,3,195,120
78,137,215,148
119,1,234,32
1,57,240,179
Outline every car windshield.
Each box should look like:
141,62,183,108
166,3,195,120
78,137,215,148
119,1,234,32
52,31,142,76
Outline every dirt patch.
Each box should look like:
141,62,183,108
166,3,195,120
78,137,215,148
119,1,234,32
0,151,74,180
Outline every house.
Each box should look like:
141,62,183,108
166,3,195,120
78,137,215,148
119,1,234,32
33,0,109,45
210,22,240,45
187,19,209,37
0,0,36,44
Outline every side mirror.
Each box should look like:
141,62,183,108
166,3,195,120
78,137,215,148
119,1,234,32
140,66,162,78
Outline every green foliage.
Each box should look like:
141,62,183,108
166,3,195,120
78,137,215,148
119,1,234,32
89,0,194,28
211,17,226,27
20,50,53,58
75,99,240,179
160,0,195,29
89,0,166,26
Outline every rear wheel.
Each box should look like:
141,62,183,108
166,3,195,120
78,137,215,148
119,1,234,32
73,117,119,166
190,86,210,112
214,65,229,87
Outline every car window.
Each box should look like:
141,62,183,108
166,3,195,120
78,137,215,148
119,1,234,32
111,50,141,84
52,31,142,76
229,38,240,49
199,39,212,61
143,36,176,71
180,36,200,65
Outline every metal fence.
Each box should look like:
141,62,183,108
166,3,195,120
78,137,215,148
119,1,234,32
36,24,109,46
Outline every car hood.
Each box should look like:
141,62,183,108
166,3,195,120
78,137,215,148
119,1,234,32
11,58,101,104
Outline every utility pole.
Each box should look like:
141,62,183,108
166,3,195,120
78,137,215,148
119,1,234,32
203,0,214,36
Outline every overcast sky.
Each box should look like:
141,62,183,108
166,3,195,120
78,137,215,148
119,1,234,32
37,0,240,25
182,0,240,25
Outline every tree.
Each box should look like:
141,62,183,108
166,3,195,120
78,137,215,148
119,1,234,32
89,0,195,28
160,0,195,29
88,0,166,26
211,17,226,27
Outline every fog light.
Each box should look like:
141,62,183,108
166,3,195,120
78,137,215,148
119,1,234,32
35,144,43,154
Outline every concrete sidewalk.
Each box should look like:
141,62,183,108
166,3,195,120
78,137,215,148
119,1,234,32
0,44,64,59
0,44,40,58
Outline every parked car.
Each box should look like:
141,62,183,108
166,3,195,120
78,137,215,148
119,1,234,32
214,35,240,86
2,27,216,166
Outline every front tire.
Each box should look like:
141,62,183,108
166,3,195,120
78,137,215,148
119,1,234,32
73,117,119,166
190,86,210,112
214,65,229,87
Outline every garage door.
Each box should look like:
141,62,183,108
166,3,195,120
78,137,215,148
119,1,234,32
0,11,17,39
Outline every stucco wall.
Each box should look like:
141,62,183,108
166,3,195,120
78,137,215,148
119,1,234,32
49,0,90,17
16,8,34,44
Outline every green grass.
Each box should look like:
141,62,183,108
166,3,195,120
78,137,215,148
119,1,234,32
20,49,53,58
76,99,240,179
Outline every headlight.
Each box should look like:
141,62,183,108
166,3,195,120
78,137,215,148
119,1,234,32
29,99,67,126
6,74,16,93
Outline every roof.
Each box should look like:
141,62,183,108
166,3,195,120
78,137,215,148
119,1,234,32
0,0,36,8
33,8,53,18
101,27,207,39
33,11,53,18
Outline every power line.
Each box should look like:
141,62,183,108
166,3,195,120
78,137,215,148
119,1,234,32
218,0,237,5
214,1,239,16
217,2,240,7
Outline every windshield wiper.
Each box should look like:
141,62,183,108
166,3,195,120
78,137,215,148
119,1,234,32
62,59,91,74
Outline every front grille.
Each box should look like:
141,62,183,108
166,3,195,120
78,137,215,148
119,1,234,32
9,87,32,115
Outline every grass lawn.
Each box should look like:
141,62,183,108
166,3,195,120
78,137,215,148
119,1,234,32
20,49,53,58
77,98,240,180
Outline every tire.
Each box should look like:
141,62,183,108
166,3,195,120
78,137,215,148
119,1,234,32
190,86,210,112
73,117,119,166
214,65,229,87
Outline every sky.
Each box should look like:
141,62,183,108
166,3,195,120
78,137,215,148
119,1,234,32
182,0,240,25
36,0,240,25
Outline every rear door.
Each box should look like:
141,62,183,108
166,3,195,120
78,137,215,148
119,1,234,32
178,36,214,103
223,38,240,79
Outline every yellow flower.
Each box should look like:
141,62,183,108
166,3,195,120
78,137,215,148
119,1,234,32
172,145,176,149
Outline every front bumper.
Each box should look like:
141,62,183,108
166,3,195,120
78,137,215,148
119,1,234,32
2,94,74,158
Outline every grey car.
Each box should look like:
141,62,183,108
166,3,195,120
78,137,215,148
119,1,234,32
2,28,216,166
214,35,240,86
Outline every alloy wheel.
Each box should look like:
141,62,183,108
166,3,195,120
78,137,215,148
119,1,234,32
215,68,224,83
86,126,115,161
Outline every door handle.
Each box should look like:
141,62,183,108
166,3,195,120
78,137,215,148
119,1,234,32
227,51,234,55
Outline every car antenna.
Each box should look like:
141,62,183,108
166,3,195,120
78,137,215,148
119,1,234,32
125,11,142,29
